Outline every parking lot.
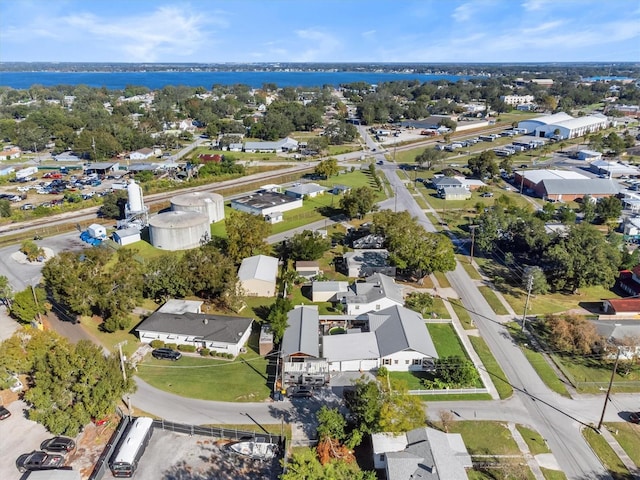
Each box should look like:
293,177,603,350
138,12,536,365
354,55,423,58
101,429,282,480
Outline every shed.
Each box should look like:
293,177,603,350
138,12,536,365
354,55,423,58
238,255,279,297
87,224,107,239
295,260,321,279
112,227,141,246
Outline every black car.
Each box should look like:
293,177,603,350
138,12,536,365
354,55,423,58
629,412,640,424
40,437,76,453
16,451,65,473
289,386,313,398
152,348,182,361
0,405,10,420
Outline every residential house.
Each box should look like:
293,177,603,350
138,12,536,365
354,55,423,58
281,306,329,386
237,254,279,297
618,267,640,296
295,261,321,279
129,147,155,160
590,319,640,361
352,234,385,249
244,137,299,153
323,305,438,372
135,300,253,356
339,273,403,315
0,147,21,160
372,427,472,480
311,281,349,302
623,217,640,241
602,298,640,316
54,152,81,162
431,176,464,190
440,187,472,200
343,249,396,278
285,183,326,198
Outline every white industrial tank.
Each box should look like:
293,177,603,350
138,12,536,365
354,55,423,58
149,211,210,251
127,178,144,213
170,192,225,223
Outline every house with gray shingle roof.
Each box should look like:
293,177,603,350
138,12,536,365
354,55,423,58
339,273,403,315
135,302,253,357
372,427,472,479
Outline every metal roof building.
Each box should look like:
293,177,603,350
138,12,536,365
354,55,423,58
237,254,279,297
540,178,619,201
281,305,320,358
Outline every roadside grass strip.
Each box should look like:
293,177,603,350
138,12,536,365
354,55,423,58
582,427,631,480
478,286,509,315
468,336,513,399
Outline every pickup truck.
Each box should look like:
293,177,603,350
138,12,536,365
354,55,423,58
16,451,65,473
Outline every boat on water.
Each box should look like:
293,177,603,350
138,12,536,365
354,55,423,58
225,439,278,460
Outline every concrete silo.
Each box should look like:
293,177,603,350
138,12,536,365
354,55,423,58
170,192,225,224
149,211,210,251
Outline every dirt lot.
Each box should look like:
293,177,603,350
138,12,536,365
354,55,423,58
101,429,282,480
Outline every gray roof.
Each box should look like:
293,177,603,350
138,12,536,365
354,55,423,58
157,299,202,314
591,319,640,342
344,249,389,269
343,273,403,306
285,183,326,196
322,305,438,362
312,281,349,293
136,312,253,345
373,305,438,358
385,427,471,480
432,177,463,188
238,255,279,283
281,306,320,358
244,137,298,151
113,227,141,239
231,191,300,211
541,178,619,195
87,162,118,170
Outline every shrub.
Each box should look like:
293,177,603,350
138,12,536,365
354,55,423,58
177,344,196,352
225,353,234,359
199,348,210,356
150,340,165,349
164,343,177,350
209,350,218,357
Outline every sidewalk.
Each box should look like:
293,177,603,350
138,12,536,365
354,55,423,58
599,427,640,479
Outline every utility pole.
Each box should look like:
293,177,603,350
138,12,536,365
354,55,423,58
116,341,128,382
597,347,621,431
469,225,478,264
522,273,534,331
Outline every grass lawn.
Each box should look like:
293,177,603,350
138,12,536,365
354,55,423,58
468,335,513,399
604,423,640,466
459,257,482,280
448,421,520,455
433,271,451,288
426,323,468,358
478,286,510,315
516,424,551,455
288,284,336,315
540,468,568,480
502,284,619,316
80,315,141,357
430,297,451,319
450,299,474,329
137,333,271,402
582,427,631,480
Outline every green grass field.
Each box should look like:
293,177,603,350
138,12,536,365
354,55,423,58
450,299,474,329
478,286,510,315
468,335,513,399
582,427,631,480
449,421,521,455
516,424,551,455
427,323,468,358
137,332,271,402
604,423,640,467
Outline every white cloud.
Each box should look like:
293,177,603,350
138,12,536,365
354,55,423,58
521,20,564,34
293,29,341,61
362,30,376,38
452,3,474,22
521,0,552,11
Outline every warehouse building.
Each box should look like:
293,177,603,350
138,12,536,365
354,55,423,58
513,169,619,201
518,113,608,139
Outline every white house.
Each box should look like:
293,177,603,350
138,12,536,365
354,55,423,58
243,137,299,153
340,273,403,315
311,281,349,302
285,183,326,198
238,254,279,297
323,304,438,373
135,301,253,357
372,427,472,479
0,147,21,160
500,94,535,106
129,147,155,160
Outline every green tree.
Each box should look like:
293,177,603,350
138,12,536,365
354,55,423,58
183,244,238,303
339,186,377,219
404,292,434,316
0,199,11,217
99,190,128,219
580,196,597,223
267,297,292,343
415,147,446,170
431,356,480,388
10,287,46,323
468,150,499,178
0,275,13,307
289,230,331,261
596,196,622,223
281,448,375,480
314,158,340,178
143,254,191,302
377,378,425,434
316,406,347,442
225,210,271,264
20,240,44,262
524,266,549,295
345,377,383,433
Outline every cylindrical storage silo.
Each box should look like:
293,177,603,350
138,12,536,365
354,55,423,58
127,178,144,213
149,211,210,251
170,192,225,223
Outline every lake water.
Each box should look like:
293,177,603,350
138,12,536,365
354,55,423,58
0,70,473,90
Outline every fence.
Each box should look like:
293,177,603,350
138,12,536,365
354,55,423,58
408,387,489,396
88,414,131,480
151,419,285,448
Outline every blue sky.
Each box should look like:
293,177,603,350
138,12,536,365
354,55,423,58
1,0,638,63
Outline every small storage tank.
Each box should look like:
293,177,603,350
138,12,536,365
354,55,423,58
170,192,224,223
127,178,144,213
149,211,210,251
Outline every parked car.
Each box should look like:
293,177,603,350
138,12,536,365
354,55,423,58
151,348,182,361
629,412,640,424
289,386,313,398
0,405,11,420
16,451,65,473
40,437,76,453
480,192,494,197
